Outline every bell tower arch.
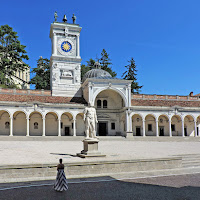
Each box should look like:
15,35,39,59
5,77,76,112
49,16,82,97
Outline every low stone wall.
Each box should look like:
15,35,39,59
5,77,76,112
0,157,182,183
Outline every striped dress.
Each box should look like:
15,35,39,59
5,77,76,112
54,166,68,192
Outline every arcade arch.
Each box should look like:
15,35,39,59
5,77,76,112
132,114,143,136
171,115,182,136
94,89,125,136
13,111,26,136
145,114,156,136
45,112,58,136
61,112,73,136
158,115,169,136
0,110,10,135
184,115,195,137
29,112,43,136
76,113,84,136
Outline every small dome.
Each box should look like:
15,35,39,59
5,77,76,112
83,68,112,82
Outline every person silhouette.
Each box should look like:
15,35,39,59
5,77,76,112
54,159,68,192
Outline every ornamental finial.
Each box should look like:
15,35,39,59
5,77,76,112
94,61,101,69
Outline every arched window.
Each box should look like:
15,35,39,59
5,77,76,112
103,100,107,108
5,122,10,129
97,100,101,108
34,122,38,129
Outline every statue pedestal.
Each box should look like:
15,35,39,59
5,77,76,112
77,138,106,158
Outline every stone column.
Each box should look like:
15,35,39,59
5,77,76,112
142,119,146,137
58,118,61,136
156,120,159,137
182,119,185,137
125,111,129,132
26,117,29,136
169,119,172,137
42,117,45,136
130,115,133,132
77,34,80,57
73,119,76,136
198,123,200,137
52,32,57,56
194,120,197,137
9,116,13,136
125,111,133,137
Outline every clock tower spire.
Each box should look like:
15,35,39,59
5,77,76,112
49,14,82,97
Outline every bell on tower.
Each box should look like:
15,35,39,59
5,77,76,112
49,13,82,97
63,15,67,23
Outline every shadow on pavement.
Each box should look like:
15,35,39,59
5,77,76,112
50,153,78,157
0,175,200,200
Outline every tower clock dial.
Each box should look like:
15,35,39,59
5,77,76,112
57,38,74,55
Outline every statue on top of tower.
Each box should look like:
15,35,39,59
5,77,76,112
54,11,58,22
72,14,76,24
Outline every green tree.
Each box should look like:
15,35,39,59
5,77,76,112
81,49,117,81
0,25,29,87
99,49,116,77
29,57,50,90
86,58,96,69
122,57,143,94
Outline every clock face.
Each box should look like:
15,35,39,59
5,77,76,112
57,38,74,56
61,41,72,52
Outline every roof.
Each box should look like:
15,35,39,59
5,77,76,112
131,94,200,108
83,68,112,82
0,93,87,105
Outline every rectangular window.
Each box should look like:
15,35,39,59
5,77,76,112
111,123,115,130
72,123,74,129
61,122,63,129
171,124,175,132
148,124,152,131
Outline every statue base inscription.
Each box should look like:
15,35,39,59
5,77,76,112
77,138,106,158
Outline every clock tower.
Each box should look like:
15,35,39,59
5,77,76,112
49,18,82,97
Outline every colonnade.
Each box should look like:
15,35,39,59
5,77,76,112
0,110,85,137
130,113,200,137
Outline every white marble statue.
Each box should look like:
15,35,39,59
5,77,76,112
83,106,98,139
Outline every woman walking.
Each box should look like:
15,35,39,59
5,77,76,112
54,158,68,192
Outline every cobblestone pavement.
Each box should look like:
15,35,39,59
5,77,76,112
0,173,200,200
1,137,200,166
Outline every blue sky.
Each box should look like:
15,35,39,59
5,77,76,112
1,0,200,95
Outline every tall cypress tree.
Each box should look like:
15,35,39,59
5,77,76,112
99,49,116,77
122,57,142,93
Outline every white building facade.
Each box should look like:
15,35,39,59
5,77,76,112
0,20,200,137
